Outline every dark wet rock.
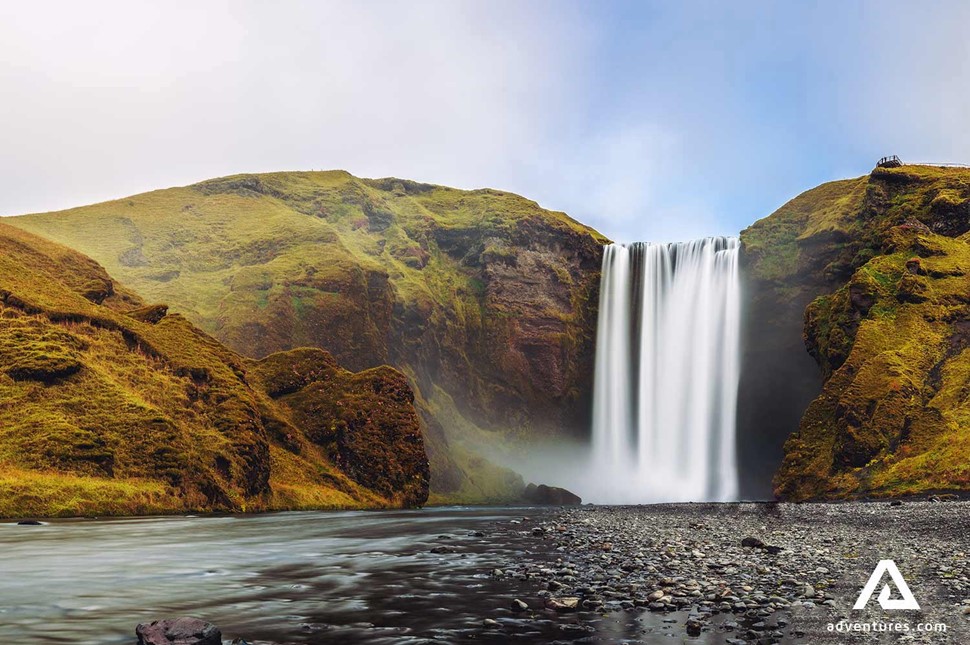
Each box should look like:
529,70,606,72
686,618,703,636
16,520,42,526
135,618,221,645
523,483,582,506
890,500,903,506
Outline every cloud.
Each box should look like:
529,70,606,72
0,0,592,216
1,1,969,243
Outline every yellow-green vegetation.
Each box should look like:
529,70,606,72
743,177,869,285
249,348,429,508
0,223,428,517
745,166,970,500
0,467,178,518
10,171,608,501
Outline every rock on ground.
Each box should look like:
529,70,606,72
135,618,221,645
523,483,582,505
491,501,970,643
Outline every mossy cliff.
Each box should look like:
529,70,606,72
10,171,607,501
741,165,970,500
0,223,428,517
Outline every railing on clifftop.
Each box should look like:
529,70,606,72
875,155,970,169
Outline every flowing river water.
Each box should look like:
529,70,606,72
0,507,582,644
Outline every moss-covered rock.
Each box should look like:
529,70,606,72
0,223,428,517
250,348,429,508
741,165,970,500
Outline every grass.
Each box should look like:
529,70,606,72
741,177,868,283
9,170,608,502
0,465,179,518
769,168,970,500
0,222,430,518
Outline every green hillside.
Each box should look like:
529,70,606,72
0,222,428,517
11,171,608,501
742,165,970,500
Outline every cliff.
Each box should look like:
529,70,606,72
10,171,608,501
741,165,970,500
0,223,428,517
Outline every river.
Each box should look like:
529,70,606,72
0,507,573,644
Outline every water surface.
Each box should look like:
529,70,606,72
0,507,563,644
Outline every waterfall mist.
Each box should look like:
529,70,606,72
587,238,741,503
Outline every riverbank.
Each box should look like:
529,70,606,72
487,501,970,643
4,502,969,644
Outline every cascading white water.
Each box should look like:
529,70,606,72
589,237,740,503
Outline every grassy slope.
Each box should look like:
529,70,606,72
743,165,970,500
0,222,425,517
10,171,607,502
9,172,601,353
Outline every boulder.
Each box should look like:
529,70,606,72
544,597,580,612
135,618,221,645
523,483,582,505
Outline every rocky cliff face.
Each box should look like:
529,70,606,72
0,223,428,517
741,165,970,500
250,348,429,508
737,178,868,497
10,171,607,501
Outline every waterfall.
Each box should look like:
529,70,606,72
590,237,741,503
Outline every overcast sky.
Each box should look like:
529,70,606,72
1,1,968,242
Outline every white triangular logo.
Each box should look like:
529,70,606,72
853,560,920,610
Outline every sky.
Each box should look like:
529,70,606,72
1,1,968,243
